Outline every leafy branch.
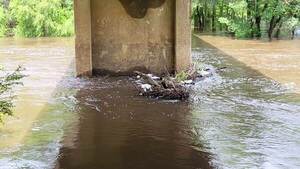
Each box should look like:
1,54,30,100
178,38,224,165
0,65,25,123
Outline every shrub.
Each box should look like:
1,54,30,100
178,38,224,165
0,65,25,123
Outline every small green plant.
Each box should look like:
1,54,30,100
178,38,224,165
0,65,25,123
175,71,189,82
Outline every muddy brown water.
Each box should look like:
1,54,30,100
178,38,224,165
0,35,300,169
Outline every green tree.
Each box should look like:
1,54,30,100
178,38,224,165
9,0,74,37
192,0,300,40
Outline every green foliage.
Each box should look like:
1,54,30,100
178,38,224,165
263,0,286,20
0,65,25,123
228,1,247,17
0,0,74,37
9,0,74,37
218,17,252,38
284,17,299,30
0,5,7,37
192,0,300,39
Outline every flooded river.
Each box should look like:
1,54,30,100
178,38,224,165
0,35,300,169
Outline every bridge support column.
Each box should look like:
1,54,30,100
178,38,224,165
175,0,192,72
75,0,191,76
74,0,92,77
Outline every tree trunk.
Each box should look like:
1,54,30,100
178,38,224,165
255,16,261,38
291,28,295,40
212,0,216,32
219,0,224,31
246,0,254,38
274,21,283,39
194,6,200,31
268,16,281,41
200,7,205,32
225,5,229,32
204,0,207,31
268,16,275,41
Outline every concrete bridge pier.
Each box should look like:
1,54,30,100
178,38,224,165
74,0,191,76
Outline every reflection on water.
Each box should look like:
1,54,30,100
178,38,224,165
56,77,212,169
0,36,300,169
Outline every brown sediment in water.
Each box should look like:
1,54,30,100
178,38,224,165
195,35,300,93
0,38,74,149
1,36,300,168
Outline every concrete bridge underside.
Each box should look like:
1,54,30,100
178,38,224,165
74,0,191,76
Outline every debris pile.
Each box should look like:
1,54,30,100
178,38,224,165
134,71,189,100
133,65,224,100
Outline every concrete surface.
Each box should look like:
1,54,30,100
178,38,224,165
74,0,191,76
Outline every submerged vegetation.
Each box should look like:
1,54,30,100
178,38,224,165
192,0,300,40
0,66,24,122
0,0,74,37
